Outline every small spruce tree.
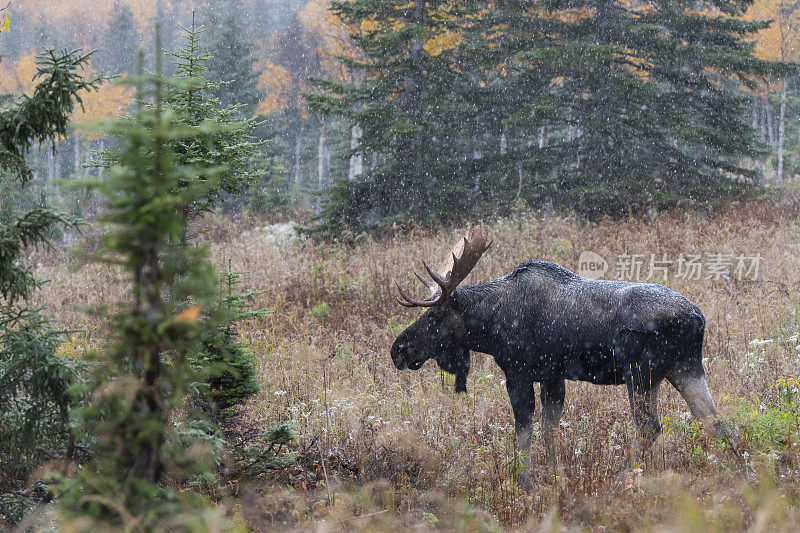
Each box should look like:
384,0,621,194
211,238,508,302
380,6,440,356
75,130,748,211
197,261,265,416
165,16,265,411
0,50,101,525
165,13,263,217
59,37,240,530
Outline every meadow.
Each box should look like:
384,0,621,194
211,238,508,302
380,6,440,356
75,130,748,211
36,198,800,531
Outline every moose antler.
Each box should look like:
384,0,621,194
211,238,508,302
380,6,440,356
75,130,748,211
395,223,492,307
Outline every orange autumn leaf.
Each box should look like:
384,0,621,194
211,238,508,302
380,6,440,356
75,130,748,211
424,31,463,56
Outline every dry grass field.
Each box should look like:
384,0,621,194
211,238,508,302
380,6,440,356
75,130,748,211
34,198,800,531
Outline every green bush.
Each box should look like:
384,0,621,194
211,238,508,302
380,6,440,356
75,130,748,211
732,387,800,452
310,301,329,322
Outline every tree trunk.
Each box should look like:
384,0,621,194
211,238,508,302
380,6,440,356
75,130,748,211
473,133,482,195
293,122,305,194
316,116,330,214
752,95,759,129
760,98,767,140
500,127,508,156
778,79,787,182
766,100,775,145
54,141,61,180
348,124,363,181
47,143,55,182
74,134,81,177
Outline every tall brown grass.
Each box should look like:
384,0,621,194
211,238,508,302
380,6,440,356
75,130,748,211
35,199,800,531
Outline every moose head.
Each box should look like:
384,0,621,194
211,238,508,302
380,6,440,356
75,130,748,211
390,225,492,392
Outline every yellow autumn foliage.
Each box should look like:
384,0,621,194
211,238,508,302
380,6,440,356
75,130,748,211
0,5,10,33
745,0,800,63
0,50,38,95
300,0,357,81
66,60,132,140
72,82,133,140
424,31,463,56
257,61,294,115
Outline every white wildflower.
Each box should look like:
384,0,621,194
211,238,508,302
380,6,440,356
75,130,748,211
749,339,773,346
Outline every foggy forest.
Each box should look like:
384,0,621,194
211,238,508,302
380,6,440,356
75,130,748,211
3,0,800,530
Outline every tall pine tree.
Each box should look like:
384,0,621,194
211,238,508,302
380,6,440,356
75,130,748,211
102,0,141,76
507,0,787,217
310,1,474,235
202,0,264,118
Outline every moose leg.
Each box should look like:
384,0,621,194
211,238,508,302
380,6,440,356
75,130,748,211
454,349,470,394
541,378,565,474
506,378,535,490
625,378,662,459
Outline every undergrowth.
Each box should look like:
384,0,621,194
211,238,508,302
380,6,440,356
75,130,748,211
27,199,800,530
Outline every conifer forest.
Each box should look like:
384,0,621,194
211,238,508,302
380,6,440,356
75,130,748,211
4,0,800,530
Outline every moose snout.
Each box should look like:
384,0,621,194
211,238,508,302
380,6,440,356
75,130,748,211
391,339,428,370
390,340,408,370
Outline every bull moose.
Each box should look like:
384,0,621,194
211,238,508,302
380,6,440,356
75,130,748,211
390,225,724,487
